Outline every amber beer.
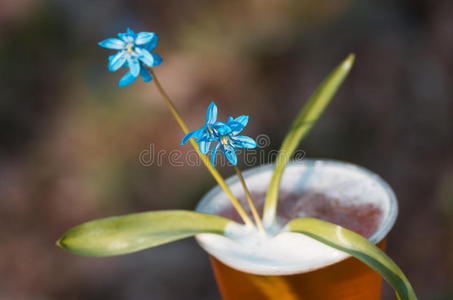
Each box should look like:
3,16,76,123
196,160,398,300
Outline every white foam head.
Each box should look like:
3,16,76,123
195,159,398,275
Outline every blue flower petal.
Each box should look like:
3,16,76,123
181,130,197,145
213,122,232,135
118,71,137,87
195,132,208,142
231,136,256,149
193,127,205,139
199,140,211,155
119,29,135,43
140,66,152,82
227,121,245,135
127,28,135,36
109,55,128,69
119,34,134,43
109,51,127,72
182,128,205,145
221,145,238,165
99,38,126,50
136,48,155,67
210,142,220,167
127,57,140,77
151,53,163,66
228,115,248,134
196,129,218,143
206,102,217,124
234,115,249,128
135,32,155,45
144,34,159,51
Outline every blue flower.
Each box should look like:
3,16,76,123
181,102,225,154
210,120,256,167
99,28,163,87
181,102,256,167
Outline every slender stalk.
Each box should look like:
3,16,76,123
149,68,254,227
233,166,265,233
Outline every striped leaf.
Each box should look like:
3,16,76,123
57,210,234,256
263,54,355,226
287,217,417,300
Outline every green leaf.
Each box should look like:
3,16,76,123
287,218,417,300
263,54,355,226
57,210,235,256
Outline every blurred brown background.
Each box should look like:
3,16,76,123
1,0,452,299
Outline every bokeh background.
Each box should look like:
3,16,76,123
1,0,452,299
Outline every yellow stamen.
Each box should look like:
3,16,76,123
127,43,134,53
221,136,229,146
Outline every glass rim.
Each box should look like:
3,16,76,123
196,158,398,245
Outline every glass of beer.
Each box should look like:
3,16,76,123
195,159,398,300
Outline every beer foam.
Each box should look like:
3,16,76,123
195,159,398,275
197,223,350,275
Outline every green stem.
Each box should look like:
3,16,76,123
233,166,265,233
149,68,254,227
